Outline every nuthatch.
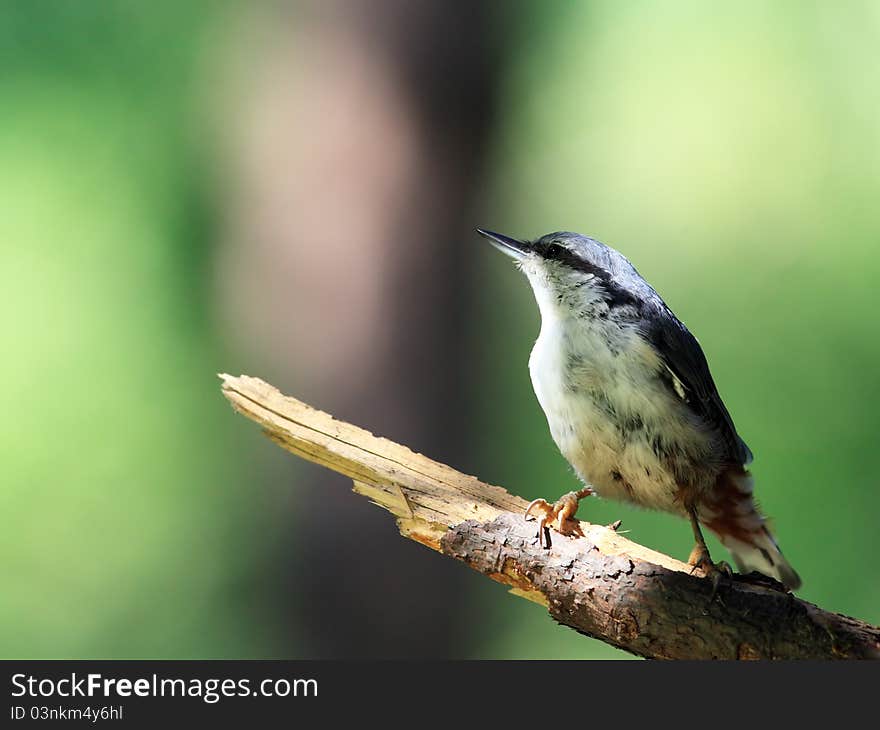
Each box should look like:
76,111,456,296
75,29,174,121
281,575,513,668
478,229,800,591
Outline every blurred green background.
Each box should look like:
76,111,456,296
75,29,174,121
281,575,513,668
2,1,878,659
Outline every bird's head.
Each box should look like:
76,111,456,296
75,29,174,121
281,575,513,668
477,229,645,316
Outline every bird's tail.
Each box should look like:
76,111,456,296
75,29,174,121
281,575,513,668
722,526,801,591
701,467,801,591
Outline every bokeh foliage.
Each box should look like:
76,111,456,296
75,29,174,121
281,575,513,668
2,2,877,659
0,1,282,658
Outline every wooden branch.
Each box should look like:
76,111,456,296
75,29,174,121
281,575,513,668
220,373,880,660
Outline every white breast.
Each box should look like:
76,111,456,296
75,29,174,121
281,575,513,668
528,307,710,514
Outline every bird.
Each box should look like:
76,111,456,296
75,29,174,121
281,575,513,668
477,228,800,591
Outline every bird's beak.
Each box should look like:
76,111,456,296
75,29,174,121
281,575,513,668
476,228,529,260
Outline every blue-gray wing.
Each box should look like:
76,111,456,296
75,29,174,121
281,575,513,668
643,303,753,466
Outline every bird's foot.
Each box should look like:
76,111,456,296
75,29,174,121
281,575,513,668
524,488,595,548
688,544,732,599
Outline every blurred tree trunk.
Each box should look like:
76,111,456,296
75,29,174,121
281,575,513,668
217,1,503,656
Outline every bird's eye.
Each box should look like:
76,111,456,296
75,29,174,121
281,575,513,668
546,243,565,258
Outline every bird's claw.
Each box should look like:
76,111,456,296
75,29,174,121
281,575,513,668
524,498,555,548
524,498,553,521
523,489,598,549
688,545,732,601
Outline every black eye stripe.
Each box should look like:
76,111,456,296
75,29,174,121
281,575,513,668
543,242,588,271
541,242,639,308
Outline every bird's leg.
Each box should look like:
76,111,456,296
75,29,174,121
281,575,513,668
686,505,731,597
686,508,712,568
524,487,594,548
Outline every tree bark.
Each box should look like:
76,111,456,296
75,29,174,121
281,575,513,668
220,373,880,660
